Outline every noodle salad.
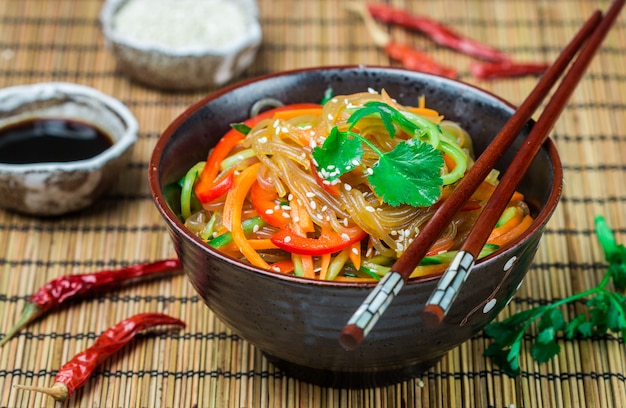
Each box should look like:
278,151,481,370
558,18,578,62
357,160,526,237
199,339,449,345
177,90,533,281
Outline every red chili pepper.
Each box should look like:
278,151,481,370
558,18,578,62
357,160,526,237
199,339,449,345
194,103,321,203
384,41,458,79
470,60,550,79
250,180,291,228
368,3,509,62
0,259,182,347
15,313,185,402
271,225,368,256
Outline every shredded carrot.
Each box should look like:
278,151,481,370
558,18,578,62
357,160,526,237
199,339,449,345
301,255,315,279
247,239,280,251
272,108,324,121
406,106,444,123
269,260,295,274
443,153,457,173
223,163,269,269
488,214,533,248
409,264,448,279
488,208,523,241
349,242,361,270
319,253,331,280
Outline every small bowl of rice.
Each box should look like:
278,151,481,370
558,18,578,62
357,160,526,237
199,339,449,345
99,0,262,91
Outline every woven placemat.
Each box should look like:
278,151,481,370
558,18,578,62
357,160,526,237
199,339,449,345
1,0,625,407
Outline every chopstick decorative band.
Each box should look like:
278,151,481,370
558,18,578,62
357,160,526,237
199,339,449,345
423,250,475,327
339,271,404,351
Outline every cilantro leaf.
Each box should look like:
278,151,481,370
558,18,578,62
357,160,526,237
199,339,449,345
368,140,443,206
484,216,626,377
312,127,363,181
347,101,419,138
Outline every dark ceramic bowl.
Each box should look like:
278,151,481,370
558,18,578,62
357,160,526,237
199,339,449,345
149,66,562,388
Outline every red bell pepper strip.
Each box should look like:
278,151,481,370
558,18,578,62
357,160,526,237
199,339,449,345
250,181,290,228
195,168,235,203
311,159,341,196
368,3,509,62
194,103,322,203
470,60,550,79
384,41,458,79
271,225,368,256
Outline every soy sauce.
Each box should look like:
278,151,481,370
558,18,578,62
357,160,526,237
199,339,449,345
0,118,113,164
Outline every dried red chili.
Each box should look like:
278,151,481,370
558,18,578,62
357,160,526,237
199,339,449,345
470,60,551,79
384,41,458,79
15,312,185,402
0,259,181,347
368,3,509,62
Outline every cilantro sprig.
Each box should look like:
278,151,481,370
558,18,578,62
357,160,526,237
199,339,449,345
311,101,444,207
484,215,626,376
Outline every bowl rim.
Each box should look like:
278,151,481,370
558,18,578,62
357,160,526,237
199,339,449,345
99,0,263,57
0,81,138,173
149,65,563,288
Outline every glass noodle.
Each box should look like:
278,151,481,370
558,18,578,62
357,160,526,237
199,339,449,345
178,90,532,281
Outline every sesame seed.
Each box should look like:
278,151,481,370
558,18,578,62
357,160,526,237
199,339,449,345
365,168,374,175
281,126,289,133
327,113,334,121
284,236,292,243
310,201,317,210
397,243,405,251
365,206,375,212
351,159,360,166
306,192,316,198
252,225,260,233
343,218,349,227
282,205,291,210
288,194,294,200
282,212,290,218
352,247,359,255
258,136,268,143
367,87,377,94
341,233,350,241
265,209,274,215
321,205,328,212
344,184,352,191
366,247,374,257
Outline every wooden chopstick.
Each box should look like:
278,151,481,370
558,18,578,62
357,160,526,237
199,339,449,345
422,0,626,327
339,1,623,351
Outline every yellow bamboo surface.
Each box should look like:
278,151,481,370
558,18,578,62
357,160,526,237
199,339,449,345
1,0,625,407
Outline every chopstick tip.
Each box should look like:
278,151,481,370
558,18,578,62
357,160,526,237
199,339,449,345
339,324,364,351
422,304,445,329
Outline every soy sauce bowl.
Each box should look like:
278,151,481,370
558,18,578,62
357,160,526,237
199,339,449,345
149,66,563,388
0,82,138,216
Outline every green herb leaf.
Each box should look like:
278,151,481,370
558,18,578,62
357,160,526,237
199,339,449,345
484,216,626,377
347,101,420,138
368,140,444,207
312,127,363,181
531,338,561,363
231,123,252,135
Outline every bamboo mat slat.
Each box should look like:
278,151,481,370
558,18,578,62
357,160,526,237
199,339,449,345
1,0,625,407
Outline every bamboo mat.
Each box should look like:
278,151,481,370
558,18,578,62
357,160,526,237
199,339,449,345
0,0,625,407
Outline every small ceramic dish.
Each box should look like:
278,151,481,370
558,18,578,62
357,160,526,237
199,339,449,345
99,0,263,91
0,82,138,216
149,66,563,388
